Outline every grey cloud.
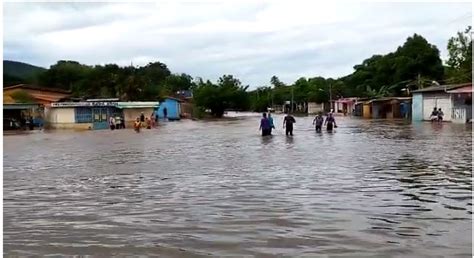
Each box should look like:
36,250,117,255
3,2,471,88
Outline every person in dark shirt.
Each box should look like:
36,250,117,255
259,113,271,136
325,113,337,132
437,108,444,122
28,116,34,130
313,113,324,132
430,107,438,122
283,113,296,136
163,107,168,119
140,112,145,122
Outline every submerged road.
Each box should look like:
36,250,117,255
3,113,472,257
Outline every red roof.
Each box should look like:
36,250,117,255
447,85,473,94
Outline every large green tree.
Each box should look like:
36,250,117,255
343,34,444,97
38,60,92,90
193,75,249,117
446,26,472,83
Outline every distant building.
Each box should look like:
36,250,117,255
117,102,160,127
3,84,71,129
360,97,411,119
3,84,71,105
156,97,181,120
334,98,358,115
411,83,472,123
307,102,325,114
45,100,159,130
176,90,193,99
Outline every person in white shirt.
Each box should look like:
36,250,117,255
109,116,116,130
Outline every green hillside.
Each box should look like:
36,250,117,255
3,60,47,86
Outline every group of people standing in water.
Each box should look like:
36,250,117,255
259,110,338,136
133,108,167,133
429,107,444,123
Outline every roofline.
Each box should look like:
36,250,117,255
3,84,72,94
164,96,183,102
411,82,472,93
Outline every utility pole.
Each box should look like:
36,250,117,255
291,86,294,113
329,83,332,111
417,73,420,88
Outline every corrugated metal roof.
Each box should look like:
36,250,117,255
446,85,473,94
116,102,160,108
3,103,41,110
368,97,412,103
411,83,472,93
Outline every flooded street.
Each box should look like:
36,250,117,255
3,114,472,257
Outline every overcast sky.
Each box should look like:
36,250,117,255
3,1,472,88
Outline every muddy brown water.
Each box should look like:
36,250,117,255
3,114,472,257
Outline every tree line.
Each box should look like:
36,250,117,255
4,27,471,117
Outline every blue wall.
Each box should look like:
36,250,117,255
157,98,180,120
412,93,423,122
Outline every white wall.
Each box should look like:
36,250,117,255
47,108,75,123
308,102,324,114
422,93,452,121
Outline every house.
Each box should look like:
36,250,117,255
3,84,71,128
176,90,193,99
448,85,472,123
362,101,372,119
359,97,411,119
411,83,472,123
307,102,325,114
156,97,181,120
45,100,120,130
45,100,159,130
353,98,369,117
4,84,71,105
367,97,412,119
334,98,358,115
117,102,160,127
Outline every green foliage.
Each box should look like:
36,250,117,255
3,73,26,86
249,86,272,112
446,26,472,83
193,75,250,117
344,34,444,97
164,73,196,93
5,30,467,118
32,60,193,101
3,60,46,80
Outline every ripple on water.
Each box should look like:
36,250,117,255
3,115,472,257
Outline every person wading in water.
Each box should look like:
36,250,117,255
313,112,324,133
259,113,271,136
134,117,141,133
267,113,275,135
109,116,116,130
163,107,168,120
283,113,296,136
324,113,337,132
437,108,444,123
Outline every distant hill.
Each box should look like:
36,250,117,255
3,60,46,80
3,60,47,86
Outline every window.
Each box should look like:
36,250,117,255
75,107,92,123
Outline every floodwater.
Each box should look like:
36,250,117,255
3,113,472,257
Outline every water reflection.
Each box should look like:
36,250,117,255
3,114,472,257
